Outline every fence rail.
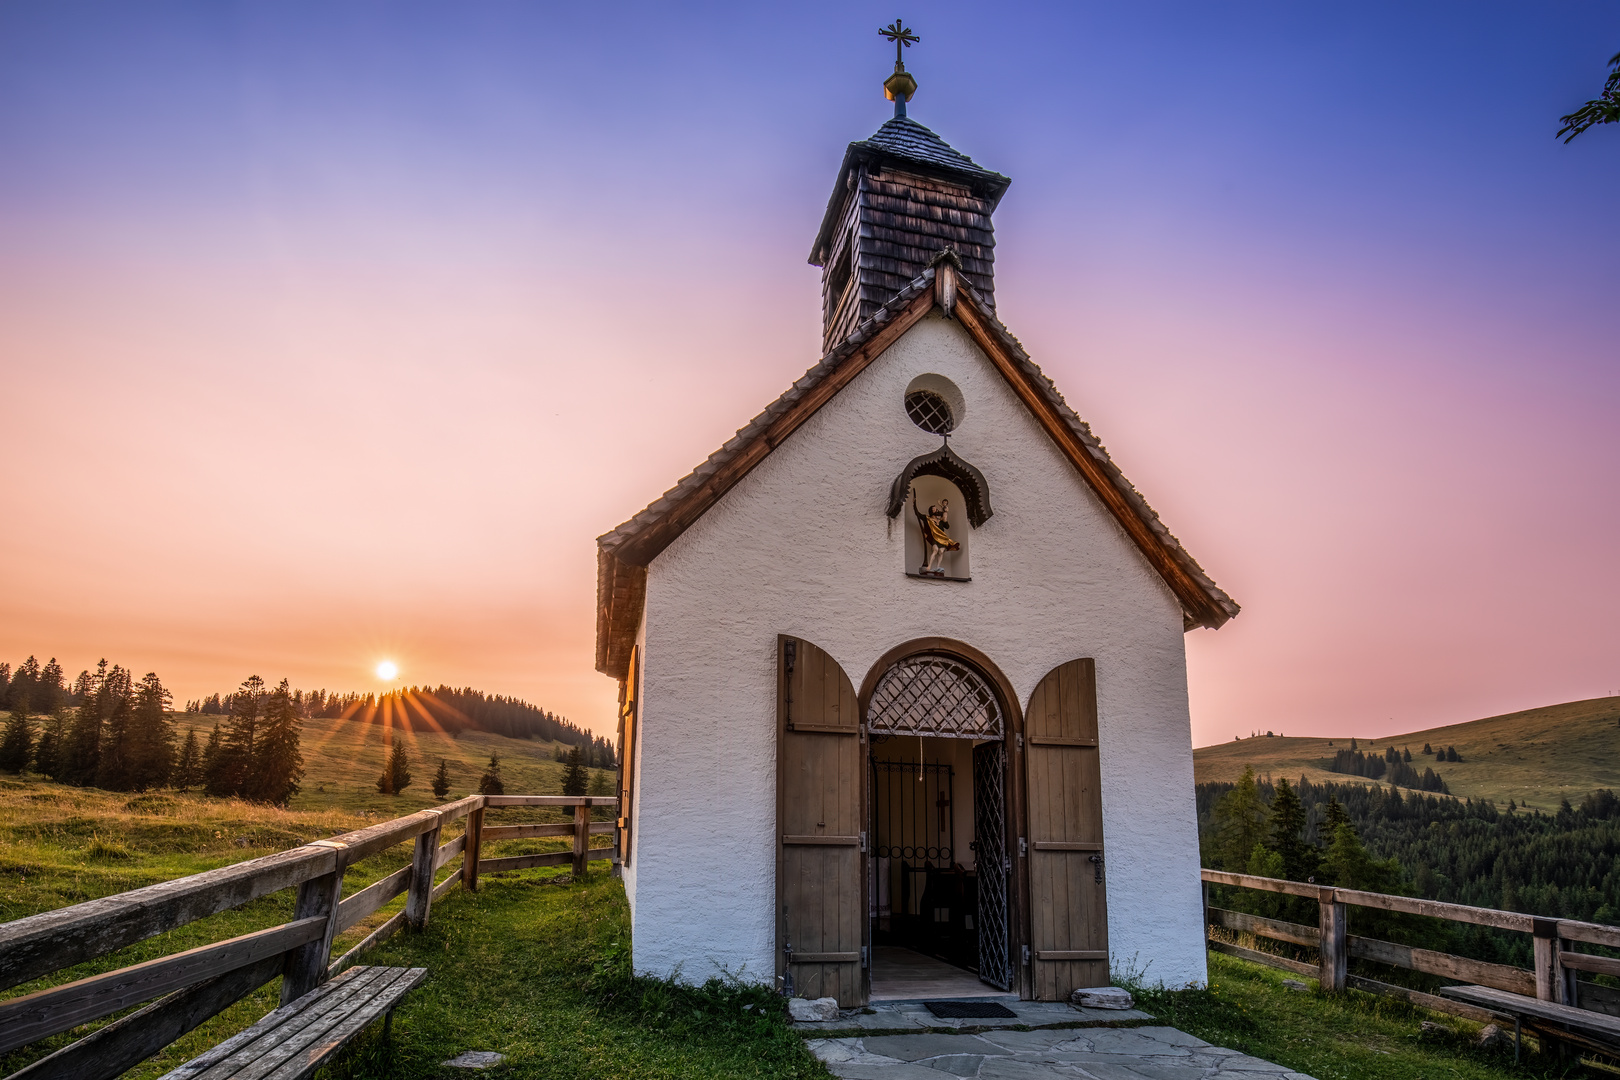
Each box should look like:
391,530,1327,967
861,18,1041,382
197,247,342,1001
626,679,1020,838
0,793,618,1080
1201,868,1620,1029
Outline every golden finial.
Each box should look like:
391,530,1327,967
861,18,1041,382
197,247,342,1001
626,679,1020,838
879,19,919,117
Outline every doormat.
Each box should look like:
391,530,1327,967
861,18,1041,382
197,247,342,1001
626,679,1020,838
923,1001,1018,1019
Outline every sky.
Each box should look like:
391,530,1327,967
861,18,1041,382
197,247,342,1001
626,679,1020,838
1,2,1617,747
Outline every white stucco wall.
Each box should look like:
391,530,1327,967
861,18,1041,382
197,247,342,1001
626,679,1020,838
627,312,1211,991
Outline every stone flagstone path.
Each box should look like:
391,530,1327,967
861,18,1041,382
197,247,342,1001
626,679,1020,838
795,1001,1316,1080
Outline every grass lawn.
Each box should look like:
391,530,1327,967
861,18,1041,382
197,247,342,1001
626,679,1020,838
324,870,829,1080
1133,952,1615,1080
6,773,1618,1079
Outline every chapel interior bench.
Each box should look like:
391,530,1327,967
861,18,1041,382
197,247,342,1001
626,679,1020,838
159,965,426,1080
1440,983,1620,1063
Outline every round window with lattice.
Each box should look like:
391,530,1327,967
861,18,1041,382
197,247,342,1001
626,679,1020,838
905,389,955,435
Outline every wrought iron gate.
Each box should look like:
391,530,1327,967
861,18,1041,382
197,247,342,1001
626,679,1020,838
973,740,1011,990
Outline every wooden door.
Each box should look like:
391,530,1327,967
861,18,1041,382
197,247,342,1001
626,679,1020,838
776,636,865,1006
1024,658,1108,999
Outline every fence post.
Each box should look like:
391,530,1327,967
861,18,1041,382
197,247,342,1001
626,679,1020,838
281,840,347,1004
464,804,484,892
1318,886,1346,993
1533,917,1570,1002
572,800,589,878
406,811,443,931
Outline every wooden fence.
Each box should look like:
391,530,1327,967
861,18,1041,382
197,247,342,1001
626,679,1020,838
0,794,618,1080
1202,868,1620,1025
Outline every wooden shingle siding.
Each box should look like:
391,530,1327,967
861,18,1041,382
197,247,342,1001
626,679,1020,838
823,166,998,351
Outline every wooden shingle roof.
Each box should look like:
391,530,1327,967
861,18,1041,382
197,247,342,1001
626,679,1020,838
594,258,1239,680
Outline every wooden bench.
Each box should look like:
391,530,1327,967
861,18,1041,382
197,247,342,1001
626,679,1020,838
159,965,426,1080
1440,984,1620,1063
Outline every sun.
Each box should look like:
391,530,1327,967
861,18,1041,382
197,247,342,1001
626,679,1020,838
375,660,399,681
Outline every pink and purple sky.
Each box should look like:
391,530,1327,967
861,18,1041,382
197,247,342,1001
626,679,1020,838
2,3,1617,746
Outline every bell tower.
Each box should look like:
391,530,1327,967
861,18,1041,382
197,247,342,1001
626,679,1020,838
809,21,1011,352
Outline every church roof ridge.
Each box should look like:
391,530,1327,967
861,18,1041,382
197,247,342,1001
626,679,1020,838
595,259,1238,672
854,117,1009,188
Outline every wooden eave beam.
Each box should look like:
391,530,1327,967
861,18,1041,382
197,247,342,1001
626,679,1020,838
950,291,1231,630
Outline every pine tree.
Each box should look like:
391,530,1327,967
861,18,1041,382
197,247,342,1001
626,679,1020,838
209,676,265,797
478,753,505,796
33,711,64,778
62,661,114,786
8,656,40,714
201,723,223,787
1213,764,1269,870
376,736,412,795
115,672,174,791
1268,777,1315,881
431,758,451,800
561,745,588,796
34,658,64,715
94,668,138,791
1422,742,1432,754
1402,747,1412,762
251,679,304,805
174,728,202,790
1321,795,1350,838
0,704,32,773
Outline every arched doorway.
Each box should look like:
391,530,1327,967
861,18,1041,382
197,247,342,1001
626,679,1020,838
861,643,1020,999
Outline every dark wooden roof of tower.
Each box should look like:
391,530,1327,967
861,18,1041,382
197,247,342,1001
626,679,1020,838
809,117,1011,352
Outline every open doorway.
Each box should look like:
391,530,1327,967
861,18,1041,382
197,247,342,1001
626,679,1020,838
864,651,1012,1001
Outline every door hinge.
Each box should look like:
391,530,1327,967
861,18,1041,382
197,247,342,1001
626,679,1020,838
1090,851,1105,884
860,831,868,853
1003,853,1011,872
1016,733,1024,752
1018,836,1027,858
1022,945,1031,966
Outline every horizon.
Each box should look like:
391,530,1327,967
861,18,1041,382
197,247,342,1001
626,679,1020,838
3,2,1617,745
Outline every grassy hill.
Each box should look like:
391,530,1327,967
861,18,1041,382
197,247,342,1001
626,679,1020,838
1193,696,1620,812
169,711,615,815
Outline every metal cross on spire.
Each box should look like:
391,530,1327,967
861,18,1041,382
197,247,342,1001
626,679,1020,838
879,19,919,67
878,19,919,118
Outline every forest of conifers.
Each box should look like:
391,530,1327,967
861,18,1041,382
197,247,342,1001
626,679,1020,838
1198,773,1620,929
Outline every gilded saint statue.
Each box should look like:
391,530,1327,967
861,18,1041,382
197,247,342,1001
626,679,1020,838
912,490,961,577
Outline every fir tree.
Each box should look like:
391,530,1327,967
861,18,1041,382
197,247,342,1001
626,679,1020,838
115,672,174,791
1212,764,1269,870
561,745,587,796
0,704,32,773
208,676,265,797
431,758,451,800
33,711,64,778
94,668,138,791
62,661,114,786
1402,747,1412,762
251,679,304,805
478,753,505,796
8,656,40,713
588,768,612,797
1422,742,1432,754
174,727,202,790
202,723,223,784
1268,777,1314,881
376,736,412,795
34,658,64,715
1322,795,1350,837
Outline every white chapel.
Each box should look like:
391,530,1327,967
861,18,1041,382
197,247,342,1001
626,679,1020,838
596,41,1238,1005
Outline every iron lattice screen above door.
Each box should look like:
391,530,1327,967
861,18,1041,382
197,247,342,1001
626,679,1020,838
866,654,1002,738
